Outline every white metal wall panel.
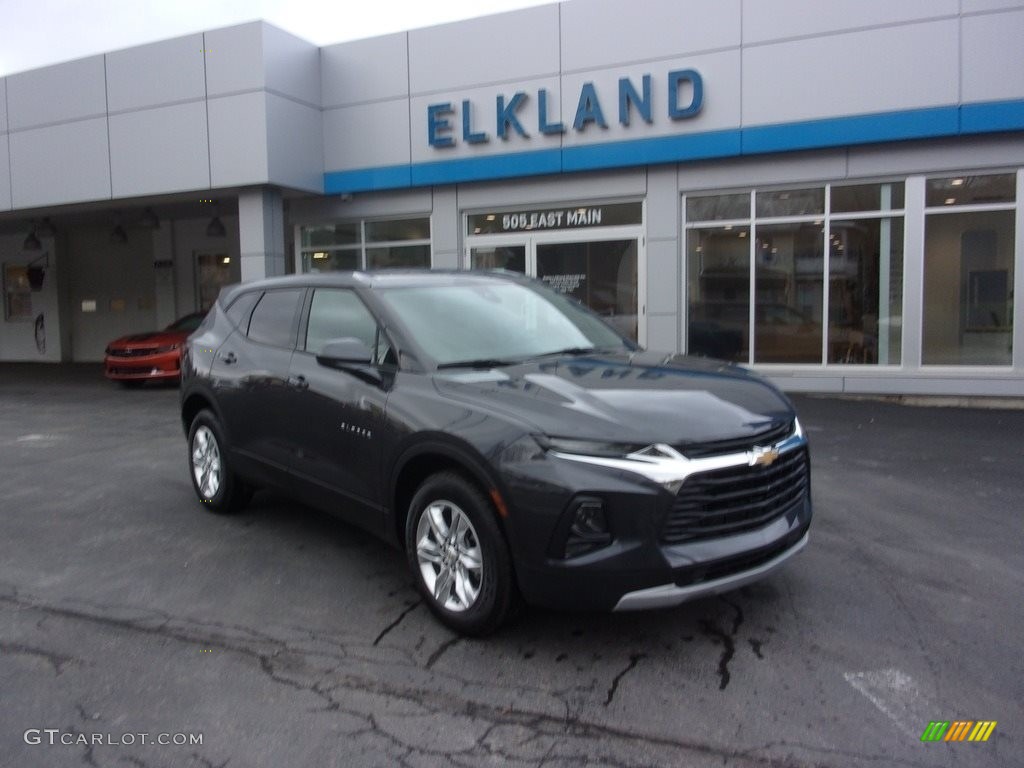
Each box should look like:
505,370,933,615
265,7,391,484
321,33,409,108
6,56,107,131
263,24,321,107
109,102,210,197
742,20,959,126
560,0,740,71
0,77,7,131
408,5,560,94
646,240,679,315
456,167,647,209
742,0,957,45
208,92,269,187
289,188,432,223
0,134,10,210
962,9,1024,104
105,34,206,113
558,51,741,147
962,0,1024,12
324,100,411,171
847,135,1024,178
10,118,111,207
677,150,847,193
409,76,561,163
266,93,323,192
204,22,264,97
646,314,678,352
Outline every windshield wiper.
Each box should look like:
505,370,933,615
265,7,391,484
532,346,614,358
436,358,519,370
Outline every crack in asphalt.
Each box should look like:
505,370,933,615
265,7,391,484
0,640,80,675
424,635,463,669
603,652,645,706
0,589,941,768
700,597,744,691
372,600,420,646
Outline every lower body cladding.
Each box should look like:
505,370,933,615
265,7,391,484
500,440,812,613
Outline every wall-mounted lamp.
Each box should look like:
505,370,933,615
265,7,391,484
26,252,50,291
36,218,57,238
23,228,42,251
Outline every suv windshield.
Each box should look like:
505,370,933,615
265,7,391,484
376,281,630,366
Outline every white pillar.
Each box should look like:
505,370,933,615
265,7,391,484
239,187,286,281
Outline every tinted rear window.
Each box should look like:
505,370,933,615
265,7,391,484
247,289,302,348
225,292,260,330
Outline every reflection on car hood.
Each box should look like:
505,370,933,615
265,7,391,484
432,350,794,444
107,330,189,347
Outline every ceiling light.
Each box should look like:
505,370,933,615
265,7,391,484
738,231,747,238
221,257,231,264
485,214,496,221
951,178,964,186
945,198,956,205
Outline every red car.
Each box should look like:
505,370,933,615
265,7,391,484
104,312,207,385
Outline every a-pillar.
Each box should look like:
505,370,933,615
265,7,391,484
238,187,286,281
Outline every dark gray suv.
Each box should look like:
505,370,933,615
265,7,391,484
180,271,811,634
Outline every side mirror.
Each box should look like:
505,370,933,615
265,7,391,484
316,337,373,368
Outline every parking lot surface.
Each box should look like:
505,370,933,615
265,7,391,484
1,363,1021,767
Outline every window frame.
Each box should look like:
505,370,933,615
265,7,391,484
299,217,432,273
683,180,907,367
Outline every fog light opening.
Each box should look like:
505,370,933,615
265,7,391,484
564,497,612,558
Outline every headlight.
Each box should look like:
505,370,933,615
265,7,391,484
536,436,645,458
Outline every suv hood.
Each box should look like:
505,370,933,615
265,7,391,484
108,330,188,347
432,350,794,445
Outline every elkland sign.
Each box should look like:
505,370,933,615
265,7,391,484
427,70,704,149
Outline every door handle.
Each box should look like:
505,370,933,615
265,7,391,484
288,375,308,390
220,351,237,365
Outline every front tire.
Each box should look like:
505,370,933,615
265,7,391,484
187,409,251,514
405,472,517,636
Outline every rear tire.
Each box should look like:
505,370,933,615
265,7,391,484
187,409,252,514
405,472,517,636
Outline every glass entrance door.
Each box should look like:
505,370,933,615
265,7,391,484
469,244,526,273
535,240,638,342
465,202,644,344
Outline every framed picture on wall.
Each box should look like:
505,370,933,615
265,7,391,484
3,263,32,321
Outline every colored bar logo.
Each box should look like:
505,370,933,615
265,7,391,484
921,721,997,742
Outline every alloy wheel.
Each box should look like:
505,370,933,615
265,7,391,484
415,500,484,612
191,426,222,499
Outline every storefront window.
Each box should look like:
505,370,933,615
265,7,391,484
923,175,1015,365
828,218,903,364
755,222,823,363
299,217,431,272
685,181,906,366
687,227,750,362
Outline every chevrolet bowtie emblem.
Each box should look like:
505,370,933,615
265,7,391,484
749,446,780,467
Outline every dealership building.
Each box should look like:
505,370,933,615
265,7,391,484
1,0,1023,395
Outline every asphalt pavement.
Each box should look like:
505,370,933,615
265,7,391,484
0,363,1020,768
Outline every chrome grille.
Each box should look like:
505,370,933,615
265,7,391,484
661,447,809,544
674,420,793,459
